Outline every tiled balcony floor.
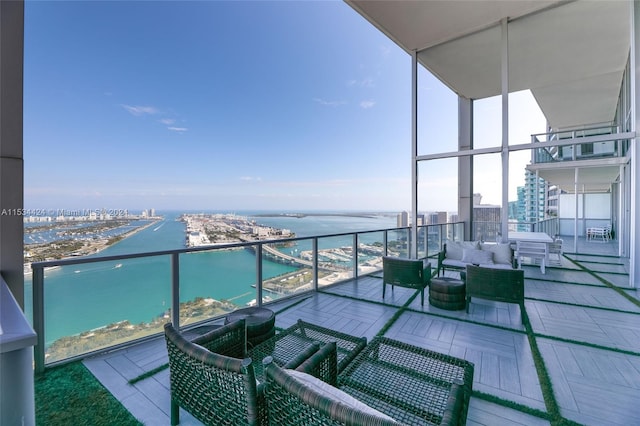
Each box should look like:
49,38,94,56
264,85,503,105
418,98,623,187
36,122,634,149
84,254,640,426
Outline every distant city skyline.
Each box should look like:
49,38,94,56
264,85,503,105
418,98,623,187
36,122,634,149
24,1,545,213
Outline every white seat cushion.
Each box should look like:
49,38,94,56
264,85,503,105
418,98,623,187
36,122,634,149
285,369,398,423
461,248,494,265
442,259,467,269
480,243,513,265
445,241,479,260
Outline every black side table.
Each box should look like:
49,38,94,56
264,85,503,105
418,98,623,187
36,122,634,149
225,306,276,347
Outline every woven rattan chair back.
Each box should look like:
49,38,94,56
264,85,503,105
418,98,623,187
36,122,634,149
164,321,266,426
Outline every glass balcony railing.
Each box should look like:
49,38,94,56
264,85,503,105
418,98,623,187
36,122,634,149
28,222,464,372
531,124,630,164
471,218,561,242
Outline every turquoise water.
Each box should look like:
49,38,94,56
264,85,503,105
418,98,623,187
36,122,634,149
24,211,396,345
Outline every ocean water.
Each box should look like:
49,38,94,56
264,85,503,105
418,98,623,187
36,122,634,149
24,211,396,346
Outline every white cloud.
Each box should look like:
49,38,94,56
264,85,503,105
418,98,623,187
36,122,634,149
167,126,188,132
240,176,262,182
159,118,175,125
313,98,347,107
347,78,374,88
121,104,159,116
360,100,376,109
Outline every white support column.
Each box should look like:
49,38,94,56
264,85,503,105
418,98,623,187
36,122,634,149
458,97,473,240
574,168,579,253
631,0,640,288
500,18,510,243
411,50,418,258
619,165,624,257
0,0,25,306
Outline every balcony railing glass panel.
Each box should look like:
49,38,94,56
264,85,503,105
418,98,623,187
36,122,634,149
179,248,258,320
29,224,463,371
33,256,171,364
385,228,410,259
260,241,312,303
531,124,625,164
356,231,385,277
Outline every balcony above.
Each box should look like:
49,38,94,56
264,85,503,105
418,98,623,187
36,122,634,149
527,124,631,194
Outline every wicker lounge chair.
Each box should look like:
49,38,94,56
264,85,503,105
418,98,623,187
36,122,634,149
382,256,431,305
264,336,474,425
465,265,525,322
164,320,322,426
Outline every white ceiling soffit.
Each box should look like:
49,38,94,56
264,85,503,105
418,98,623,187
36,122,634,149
346,0,631,129
532,165,621,193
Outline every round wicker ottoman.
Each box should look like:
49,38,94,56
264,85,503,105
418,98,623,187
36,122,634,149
224,307,276,347
429,277,466,310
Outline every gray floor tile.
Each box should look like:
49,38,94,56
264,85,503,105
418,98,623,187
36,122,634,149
82,251,637,425
538,337,640,425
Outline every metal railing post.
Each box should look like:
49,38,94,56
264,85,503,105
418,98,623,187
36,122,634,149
170,253,180,329
353,234,358,278
256,244,263,307
383,231,388,256
312,238,319,291
32,265,45,374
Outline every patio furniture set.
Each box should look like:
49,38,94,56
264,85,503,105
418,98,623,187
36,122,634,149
383,254,525,318
437,233,558,276
164,251,532,425
165,308,474,425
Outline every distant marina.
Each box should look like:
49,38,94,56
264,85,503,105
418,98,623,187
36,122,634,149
178,213,295,247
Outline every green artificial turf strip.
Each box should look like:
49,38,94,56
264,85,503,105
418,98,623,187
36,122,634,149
35,361,141,426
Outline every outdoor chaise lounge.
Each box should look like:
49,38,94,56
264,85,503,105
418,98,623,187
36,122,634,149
382,256,431,305
264,336,474,425
465,265,525,322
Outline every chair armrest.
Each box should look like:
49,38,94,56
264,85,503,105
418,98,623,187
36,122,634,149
192,318,247,359
437,250,446,273
423,262,432,282
294,319,367,372
294,342,338,387
440,380,465,426
282,341,322,370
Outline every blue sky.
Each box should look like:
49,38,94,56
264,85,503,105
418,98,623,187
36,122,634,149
24,0,544,213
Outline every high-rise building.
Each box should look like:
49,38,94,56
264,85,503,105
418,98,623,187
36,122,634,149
473,203,501,242
515,186,527,231
524,170,547,224
397,211,408,227
428,211,447,225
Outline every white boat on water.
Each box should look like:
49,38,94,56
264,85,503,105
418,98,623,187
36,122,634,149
246,296,272,307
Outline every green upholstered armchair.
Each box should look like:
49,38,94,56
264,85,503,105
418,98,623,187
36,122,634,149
382,256,431,305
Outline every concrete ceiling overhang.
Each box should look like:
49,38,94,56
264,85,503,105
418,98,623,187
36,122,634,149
527,159,624,193
346,0,631,130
